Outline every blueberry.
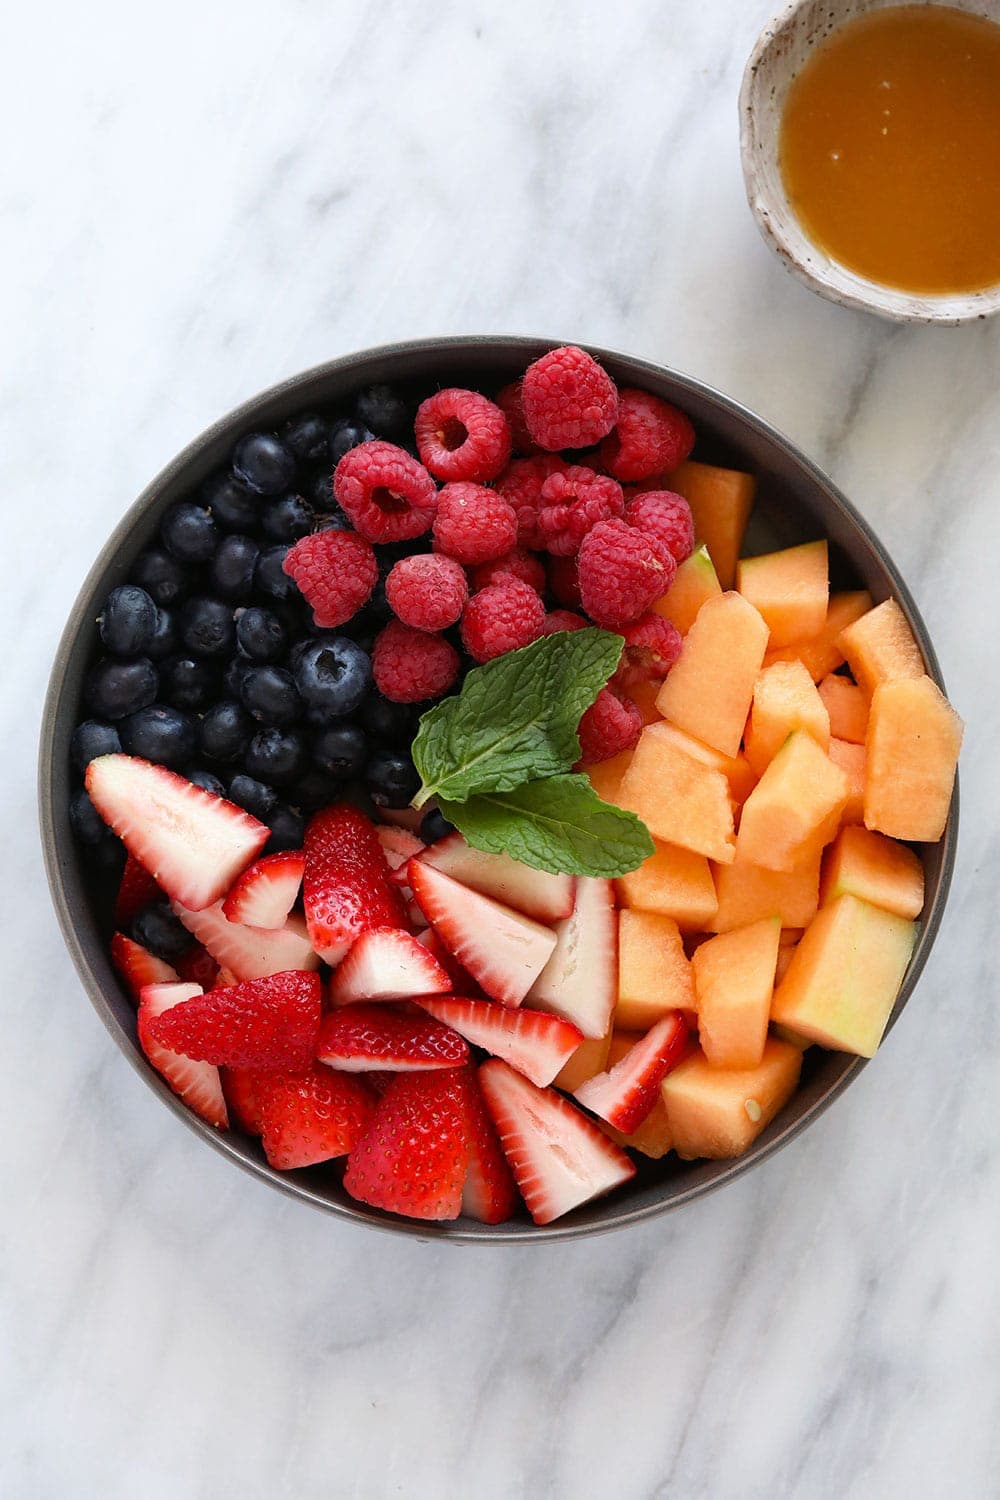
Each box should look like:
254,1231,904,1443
223,654,253,699
313,505,353,532
263,802,305,854
161,502,218,564
159,655,218,712
259,492,314,544
293,638,371,718
245,727,307,786
355,384,410,441
198,701,252,763
365,750,420,809
131,546,190,607
236,606,287,663
98,584,158,657
291,766,344,813
254,544,300,602
132,902,192,961
85,657,158,720
360,693,415,746
312,723,366,780
186,767,227,797
146,607,178,661
282,412,331,466
179,596,235,659
69,787,108,845
240,665,301,725
232,432,296,496
88,831,127,879
350,578,392,634
329,417,375,466
228,773,277,819
306,469,335,510
202,470,259,532
119,704,197,767
420,807,455,844
211,534,260,601
70,720,121,774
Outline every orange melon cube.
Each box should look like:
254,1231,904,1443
737,540,829,648
615,839,719,931
642,720,756,806
553,1027,613,1092
616,910,696,1030
744,660,831,777
661,1039,802,1159
737,731,849,871
818,673,868,743
836,598,924,698
771,1020,812,1048
654,544,722,633
665,460,756,589
693,917,781,1069
627,677,664,726
828,738,865,824
864,675,963,842
709,843,821,932
820,825,924,919
774,946,799,987
655,592,769,757
771,894,916,1056
764,590,873,680
614,725,736,863
585,748,634,805
600,1033,674,1158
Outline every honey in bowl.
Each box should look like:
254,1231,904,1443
779,5,1000,295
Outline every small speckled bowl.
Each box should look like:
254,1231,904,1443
740,0,1000,324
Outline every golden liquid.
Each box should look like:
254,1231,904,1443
779,5,1000,294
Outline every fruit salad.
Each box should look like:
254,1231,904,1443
67,345,963,1227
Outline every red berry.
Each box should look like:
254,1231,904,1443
372,619,461,702
577,686,643,765
333,440,437,543
385,553,468,632
470,547,546,594
414,388,512,483
495,381,538,455
258,1065,376,1170
541,609,589,635
303,803,406,966
343,1066,472,1220
547,554,582,609
147,971,322,1073
432,482,518,565
282,529,378,628
521,345,619,451
619,612,684,684
624,490,695,563
495,455,567,548
577,519,676,629
460,579,546,663
600,389,695,482
536,465,625,556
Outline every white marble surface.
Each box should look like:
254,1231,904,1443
3,0,996,1494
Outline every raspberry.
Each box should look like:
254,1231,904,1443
385,554,468,632
282,529,377,628
623,490,695,563
334,441,438,543
577,687,643,766
414,388,512,483
536,465,625,556
620,612,683,681
495,455,566,548
600,390,695,482
460,579,546,663
521,345,619,452
547,554,582,608
432,482,518,565
541,609,589,635
577,519,676,629
470,548,546,594
495,381,538,455
372,620,461,703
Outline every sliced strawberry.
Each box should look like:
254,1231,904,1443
316,1004,468,1072
478,1058,635,1225
526,876,617,1038
344,1066,470,1220
407,861,556,1009
175,944,219,991
303,804,407,965
416,996,582,1088
147,970,322,1072
376,827,425,888
415,927,484,996
329,927,451,1005
137,982,229,1129
454,1067,519,1224
86,755,269,911
221,1067,264,1134
574,1011,689,1133
110,932,178,1002
222,850,305,928
257,1065,375,1169
417,834,576,923
113,852,161,929
172,901,319,980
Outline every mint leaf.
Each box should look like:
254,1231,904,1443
439,774,654,878
411,629,622,808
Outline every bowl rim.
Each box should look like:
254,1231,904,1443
38,334,959,1243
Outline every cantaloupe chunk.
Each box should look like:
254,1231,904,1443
600,1034,675,1158
737,731,849,871
654,543,722,634
661,1039,802,1159
820,825,924,919
828,737,865,824
771,894,916,1056
615,839,718,931
737,540,829,648
614,725,736,863
627,677,664,726
616,910,696,1030
585,748,635,805
771,1019,812,1048
818,673,868,743
774,945,799,987
655,592,769,757
665,461,756,589
709,843,821,932
837,598,924,698
864,675,963,842
743,660,831,777
693,917,781,1069
553,1027,613,1092
642,720,757,806
764,590,873,680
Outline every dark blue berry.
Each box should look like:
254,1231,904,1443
312,723,366,780
131,546,189,607
119,705,197,768
179,596,235,659
254,544,299,602
360,694,415,746
420,807,455,844
356,384,410,441
228,773,277,819
88,830,126,878
98,585,158,657
365,750,420,809
240,665,301,725
245,727,307,786
146,607,178,661
198,701,251,763
259,493,314,544
236,606,287,663
282,412,330,466
69,788,107,845
263,802,305,854
314,506,353,532
329,417,375,466
160,655,219,712
290,766,343,813
186,768,227,798
351,578,392,634
210,534,260,601
132,902,192,961
306,469,335,510
70,720,121,774
223,654,253,699
202,470,259,532
292,638,371,718
232,432,296,496
85,657,158,720
161,502,218,564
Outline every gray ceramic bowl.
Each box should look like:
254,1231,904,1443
39,336,957,1242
